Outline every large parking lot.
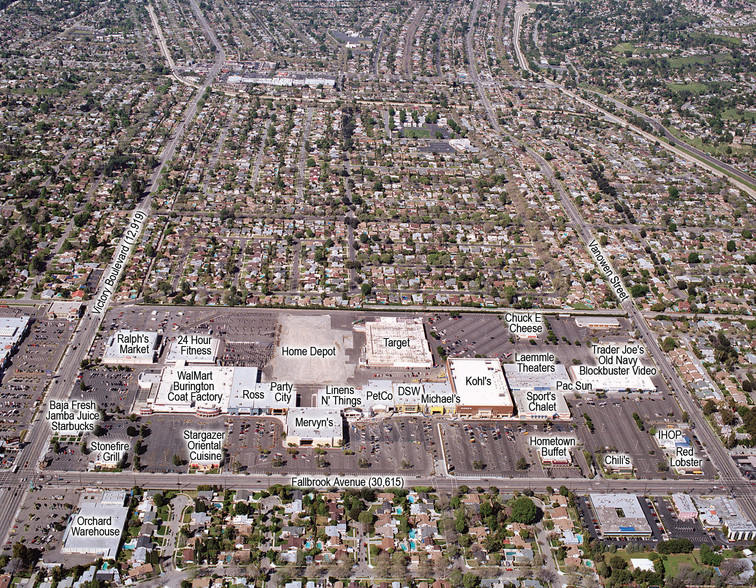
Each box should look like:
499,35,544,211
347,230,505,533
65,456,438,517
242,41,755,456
46,412,443,477
230,415,438,476
0,309,74,467
430,313,515,360
570,392,716,479
45,412,229,474
429,313,633,364
2,485,79,557
441,420,586,478
74,367,140,415
136,413,227,473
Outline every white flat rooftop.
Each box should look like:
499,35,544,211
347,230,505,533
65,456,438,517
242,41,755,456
0,316,29,339
589,493,651,536
364,317,433,368
568,364,655,392
286,408,343,440
152,366,234,412
575,317,620,328
229,368,296,411
62,493,128,558
102,330,158,363
503,363,571,390
504,364,571,418
448,358,513,407
165,334,220,364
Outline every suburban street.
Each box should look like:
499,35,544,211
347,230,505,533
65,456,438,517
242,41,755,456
34,470,753,497
0,0,228,548
511,2,756,199
474,0,756,524
2,0,755,584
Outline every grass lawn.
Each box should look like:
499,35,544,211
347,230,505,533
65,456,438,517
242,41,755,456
666,128,755,171
402,127,431,138
612,42,635,54
663,553,699,576
606,550,701,577
686,32,742,47
669,53,732,67
722,107,756,122
666,82,707,94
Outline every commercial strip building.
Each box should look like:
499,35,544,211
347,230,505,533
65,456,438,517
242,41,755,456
566,340,657,393
47,301,84,321
285,408,343,447
672,493,698,521
102,330,160,365
138,357,567,421
143,365,235,417
503,364,571,420
574,317,620,329
313,379,460,415
228,369,295,416
138,365,295,417
308,357,517,418
695,496,756,541
567,364,656,393
165,335,220,364
0,316,30,371
447,358,514,418
226,72,336,88
61,491,129,559
588,493,652,538
400,381,460,414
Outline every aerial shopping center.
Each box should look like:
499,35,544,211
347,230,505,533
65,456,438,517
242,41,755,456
108,314,662,446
